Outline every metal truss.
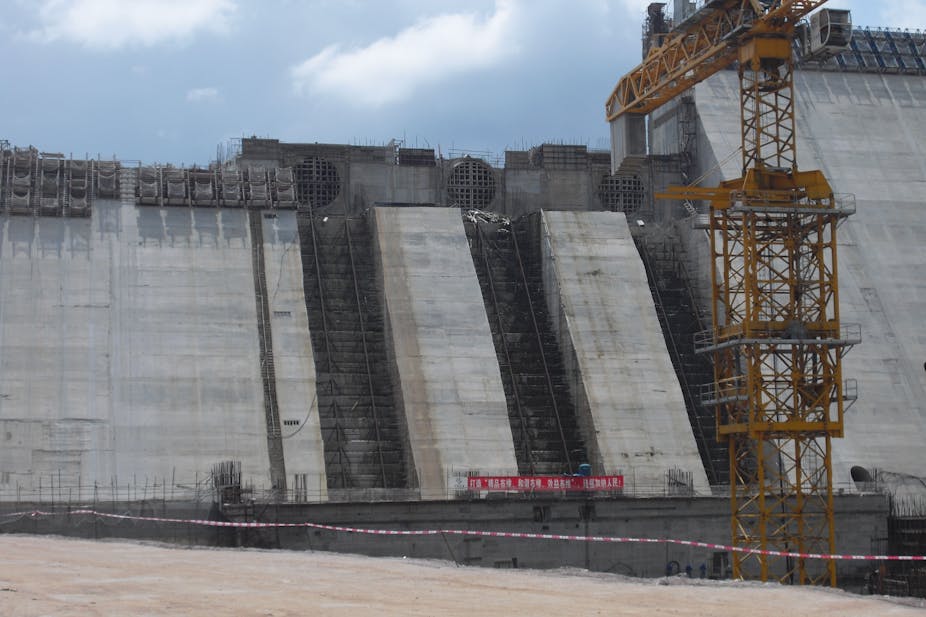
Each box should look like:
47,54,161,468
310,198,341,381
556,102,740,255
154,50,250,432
605,0,861,585
739,38,797,174
606,0,827,121
661,30,856,586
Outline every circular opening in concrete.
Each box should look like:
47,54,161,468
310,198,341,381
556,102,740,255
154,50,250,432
295,157,341,209
447,158,496,208
597,173,644,213
850,465,873,483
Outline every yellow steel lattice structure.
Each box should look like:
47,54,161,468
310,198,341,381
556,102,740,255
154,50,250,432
606,0,829,121
608,1,856,585
701,176,856,584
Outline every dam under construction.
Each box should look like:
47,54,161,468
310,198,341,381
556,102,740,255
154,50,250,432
1,16,926,596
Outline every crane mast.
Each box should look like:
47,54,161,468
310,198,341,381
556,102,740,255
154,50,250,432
607,0,856,585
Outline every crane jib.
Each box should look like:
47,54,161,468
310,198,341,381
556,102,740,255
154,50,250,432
605,0,830,121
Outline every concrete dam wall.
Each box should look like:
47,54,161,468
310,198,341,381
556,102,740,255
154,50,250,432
0,187,705,499
12,70,922,502
0,201,285,495
684,70,926,491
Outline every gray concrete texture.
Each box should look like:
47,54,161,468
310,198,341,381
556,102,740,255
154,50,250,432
375,207,518,496
0,196,711,501
260,211,327,499
540,210,710,492
609,113,648,173
0,201,274,493
687,70,926,490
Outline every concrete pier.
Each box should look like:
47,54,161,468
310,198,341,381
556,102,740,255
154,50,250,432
374,207,517,498
260,211,326,500
539,210,709,493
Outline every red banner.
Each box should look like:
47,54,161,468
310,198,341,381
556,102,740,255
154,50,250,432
467,475,624,492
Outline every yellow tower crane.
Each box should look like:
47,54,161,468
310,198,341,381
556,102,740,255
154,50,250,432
606,0,857,585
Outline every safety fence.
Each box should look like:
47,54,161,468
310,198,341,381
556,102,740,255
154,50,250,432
2,508,924,564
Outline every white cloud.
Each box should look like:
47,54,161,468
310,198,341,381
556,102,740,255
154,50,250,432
878,0,926,30
27,0,236,49
186,87,220,102
291,0,519,107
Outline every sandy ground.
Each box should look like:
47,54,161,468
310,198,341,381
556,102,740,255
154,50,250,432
0,535,924,616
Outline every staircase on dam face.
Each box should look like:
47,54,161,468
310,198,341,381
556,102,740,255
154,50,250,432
296,212,410,491
634,237,729,486
464,212,588,475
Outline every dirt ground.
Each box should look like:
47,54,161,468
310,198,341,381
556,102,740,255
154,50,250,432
0,535,924,616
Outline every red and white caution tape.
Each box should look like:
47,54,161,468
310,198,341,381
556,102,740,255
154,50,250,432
7,508,926,563
0,510,42,519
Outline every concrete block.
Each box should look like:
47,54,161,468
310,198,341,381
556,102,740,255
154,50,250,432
610,113,647,174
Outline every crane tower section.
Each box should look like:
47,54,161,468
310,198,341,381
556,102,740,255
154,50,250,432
607,1,857,585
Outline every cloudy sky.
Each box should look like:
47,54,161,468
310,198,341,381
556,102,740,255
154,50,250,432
0,0,920,165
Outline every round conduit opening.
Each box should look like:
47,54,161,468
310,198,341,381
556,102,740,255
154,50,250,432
295,157,341,209
597,173,644,213
850,465,873,483
447,158,496,208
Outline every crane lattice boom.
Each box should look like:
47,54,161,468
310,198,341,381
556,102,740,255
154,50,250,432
606,0,856,586
606,0,827,121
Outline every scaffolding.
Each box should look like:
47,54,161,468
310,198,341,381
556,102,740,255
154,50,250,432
463,211,589,476
635,235,727,485
296,210,411,492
